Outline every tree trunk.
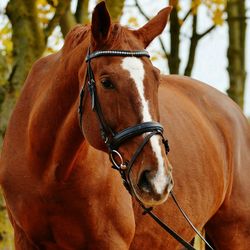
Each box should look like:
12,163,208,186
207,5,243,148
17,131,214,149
75,0,90,24
0,0,73,144
105,0,125,22
184,14,198,76
60,8,77,37
0,0,46,144
226,0,246,109
168,0,181,74
6,0,45,91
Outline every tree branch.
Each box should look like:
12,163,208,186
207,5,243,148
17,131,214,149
59,8,77,37
181,0,201,23
184,11,216,76
75,0,89,24
105,0,125,22
158,37,169,59
182,9,192,23
44,1,71,42
198,25,216,39
47,0,56,8
135,0,149,21
134,0,169,58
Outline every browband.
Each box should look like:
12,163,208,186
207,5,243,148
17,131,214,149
86,50,150,62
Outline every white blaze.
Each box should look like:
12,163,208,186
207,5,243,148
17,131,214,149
121,57,168,194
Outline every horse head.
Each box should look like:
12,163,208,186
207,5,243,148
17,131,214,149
79,2,173,207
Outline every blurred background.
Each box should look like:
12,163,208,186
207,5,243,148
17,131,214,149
0,0,249,249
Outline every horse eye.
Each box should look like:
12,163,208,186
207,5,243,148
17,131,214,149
101,79,115,89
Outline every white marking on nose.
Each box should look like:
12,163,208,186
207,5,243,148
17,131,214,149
121,57,168,194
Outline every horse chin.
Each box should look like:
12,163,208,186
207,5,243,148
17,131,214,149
131,185,171,207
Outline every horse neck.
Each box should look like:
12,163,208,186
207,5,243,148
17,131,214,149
28,43,89,181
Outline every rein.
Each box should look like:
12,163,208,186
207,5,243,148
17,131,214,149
78,48,214,250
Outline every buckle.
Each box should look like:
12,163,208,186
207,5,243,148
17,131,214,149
109,150,127,171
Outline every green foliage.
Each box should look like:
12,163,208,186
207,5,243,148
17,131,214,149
37,0,56,28
105,0,125,21
0,17,13,55
0,53,9,87
0,15,13,86
188,0,226,25
0,190,14,250
204,0,226,25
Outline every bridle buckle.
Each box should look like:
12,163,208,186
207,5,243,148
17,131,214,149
110,150,127,171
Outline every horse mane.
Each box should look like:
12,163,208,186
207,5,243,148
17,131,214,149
62,23,138,54
62,24,90,54
106,24,143,50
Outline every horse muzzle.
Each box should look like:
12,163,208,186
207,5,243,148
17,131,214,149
134,167,174,206
108,122,173,206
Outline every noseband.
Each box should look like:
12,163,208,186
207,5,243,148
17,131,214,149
78,48,214,250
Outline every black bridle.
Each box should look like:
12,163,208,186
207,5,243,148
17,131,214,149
78,48,214,250
78,48,169,198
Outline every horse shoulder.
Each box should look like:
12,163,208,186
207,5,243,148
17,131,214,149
160,74,250,197
0,53,62,181
5,52,61,135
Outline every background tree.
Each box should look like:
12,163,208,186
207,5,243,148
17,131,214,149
134,0,248,111
0,0,76,144
226,0,247,109
134,0,225,75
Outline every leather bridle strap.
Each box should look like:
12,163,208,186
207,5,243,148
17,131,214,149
87,59,115,140
170,191,214,250
142,203,196,250
109,121,164,149
85,50,150,62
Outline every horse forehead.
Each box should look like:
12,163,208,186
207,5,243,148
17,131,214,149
121,57,145,79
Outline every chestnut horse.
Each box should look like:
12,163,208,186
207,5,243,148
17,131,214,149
1,2,250,249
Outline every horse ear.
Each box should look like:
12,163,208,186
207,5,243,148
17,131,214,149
134,6,172,48
91,1,111,46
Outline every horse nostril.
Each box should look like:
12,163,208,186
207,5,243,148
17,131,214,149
138,170,153,193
